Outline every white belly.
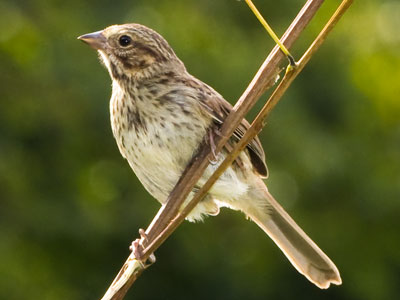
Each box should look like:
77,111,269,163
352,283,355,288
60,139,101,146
110,85,250,220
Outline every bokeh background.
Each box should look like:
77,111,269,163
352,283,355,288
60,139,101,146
1,0,399,299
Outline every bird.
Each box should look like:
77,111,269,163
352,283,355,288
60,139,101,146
78,23,342,289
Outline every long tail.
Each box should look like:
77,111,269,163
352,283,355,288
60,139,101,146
243,179,342,289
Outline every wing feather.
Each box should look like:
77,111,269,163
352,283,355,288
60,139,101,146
180,75,268,177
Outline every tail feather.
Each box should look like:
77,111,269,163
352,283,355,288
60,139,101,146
244,180,342,289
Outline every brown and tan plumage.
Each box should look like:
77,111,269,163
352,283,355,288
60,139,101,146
78,23,341,289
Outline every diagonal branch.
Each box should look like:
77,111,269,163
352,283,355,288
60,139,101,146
100,0,353,299
144,0,326,254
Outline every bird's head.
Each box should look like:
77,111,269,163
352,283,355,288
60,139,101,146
78,23,185,81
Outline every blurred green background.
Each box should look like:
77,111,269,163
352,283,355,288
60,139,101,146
1,0,399,299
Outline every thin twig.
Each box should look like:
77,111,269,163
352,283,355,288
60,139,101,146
244,0,296,66
143,0,354,260
100,0,353,299
175,0,355,222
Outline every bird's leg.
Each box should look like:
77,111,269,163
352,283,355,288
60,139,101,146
207,128,219,165
213,127,223,137
130,229,156,265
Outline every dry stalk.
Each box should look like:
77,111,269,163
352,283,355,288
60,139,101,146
100,0,353,299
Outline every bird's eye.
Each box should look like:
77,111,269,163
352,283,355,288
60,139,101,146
119,35,131,47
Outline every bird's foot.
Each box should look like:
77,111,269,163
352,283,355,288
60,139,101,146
130,229,156,265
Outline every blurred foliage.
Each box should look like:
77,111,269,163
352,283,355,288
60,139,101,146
0,0,399,299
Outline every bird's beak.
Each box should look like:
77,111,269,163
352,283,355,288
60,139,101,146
77,30,107,50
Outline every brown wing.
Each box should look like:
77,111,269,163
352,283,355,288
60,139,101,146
200,95,268,178
181,75,268,177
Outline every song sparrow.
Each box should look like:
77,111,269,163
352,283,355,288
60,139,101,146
78,23,341,288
